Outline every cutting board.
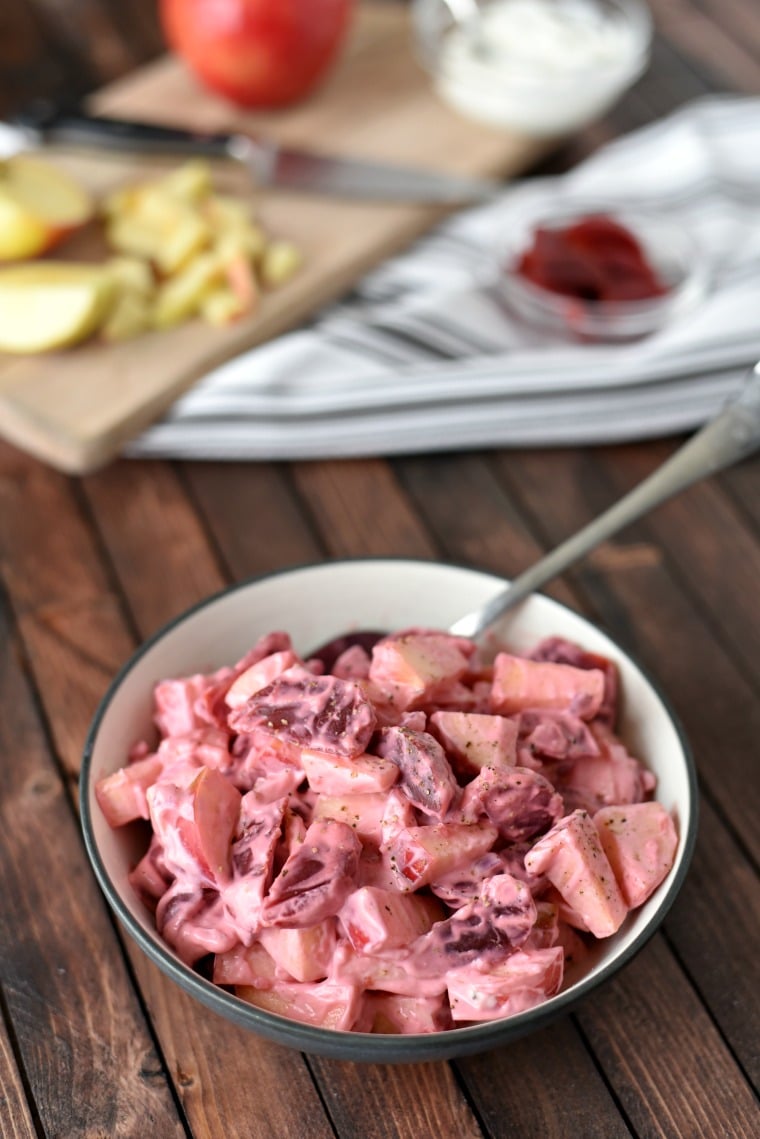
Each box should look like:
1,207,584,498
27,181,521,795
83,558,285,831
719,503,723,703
0,3,547,473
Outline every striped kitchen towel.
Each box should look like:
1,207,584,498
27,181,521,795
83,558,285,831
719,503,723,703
111,97,760,456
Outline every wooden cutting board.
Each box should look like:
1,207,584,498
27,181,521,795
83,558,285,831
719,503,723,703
0,3,547,473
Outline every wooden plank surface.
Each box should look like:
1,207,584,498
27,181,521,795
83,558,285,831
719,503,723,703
1,3,760,1139
0,2,546,474
0,598,186,1137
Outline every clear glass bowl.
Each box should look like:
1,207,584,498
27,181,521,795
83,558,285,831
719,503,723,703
495,204,709,342
412,0,653,137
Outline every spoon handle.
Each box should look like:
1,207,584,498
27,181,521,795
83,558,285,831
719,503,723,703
450,362,760,639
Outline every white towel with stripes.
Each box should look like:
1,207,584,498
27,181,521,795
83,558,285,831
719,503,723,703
23,97,760,459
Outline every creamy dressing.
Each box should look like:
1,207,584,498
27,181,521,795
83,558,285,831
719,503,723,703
432,0,649,136
97,627,678,1034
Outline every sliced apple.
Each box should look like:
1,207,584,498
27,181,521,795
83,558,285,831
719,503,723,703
222,252,259,313
157,158,213,203
260,240,303,288
106,255,155,298
205,193,258,233
152,251,224,329
214,224,267,264
107,193,210,275
0,263,114,353
101,289,152,342
0,156,93,261
200,285,247,327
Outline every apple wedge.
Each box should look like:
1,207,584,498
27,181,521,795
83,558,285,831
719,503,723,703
0,156,93,261
0,263,115,353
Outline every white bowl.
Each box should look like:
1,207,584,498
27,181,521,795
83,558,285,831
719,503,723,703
81,559,697,1062
413,0,653,138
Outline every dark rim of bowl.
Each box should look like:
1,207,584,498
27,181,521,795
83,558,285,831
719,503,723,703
80,556,699,1062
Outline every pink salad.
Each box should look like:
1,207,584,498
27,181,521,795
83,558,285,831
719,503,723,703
96,628,678,1035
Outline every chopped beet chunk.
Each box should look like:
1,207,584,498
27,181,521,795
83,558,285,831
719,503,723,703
229,671,376,758
262,818,361,928
376,726,458,819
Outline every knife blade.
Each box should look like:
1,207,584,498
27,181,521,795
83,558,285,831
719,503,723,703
10,102,502,205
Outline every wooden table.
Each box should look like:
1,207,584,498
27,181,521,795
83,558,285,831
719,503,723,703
1,3,759,1137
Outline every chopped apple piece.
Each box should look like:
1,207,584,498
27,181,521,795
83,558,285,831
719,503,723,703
101,289,153,343
0,155,93,261
106,215,164,261
199,286,245,326
151,206,210,274
0,263,114,353
260,240,302,288
259,919,337,982
157,158,213,203
0,157,306,352
205,193,255,231
102,184,141,220
107,188,211,275
215,224,267,263
107,255,155,298
152,252,224,329
237,978,360,1031
222,252,259,313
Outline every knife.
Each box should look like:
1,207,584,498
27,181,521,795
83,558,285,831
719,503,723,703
10,101,502,205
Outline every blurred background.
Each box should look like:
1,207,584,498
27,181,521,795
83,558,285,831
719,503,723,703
2,0,757,128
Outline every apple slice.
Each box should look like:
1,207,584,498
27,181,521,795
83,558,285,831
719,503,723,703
0,263,115,353
101,289,152,343
0,156,93,261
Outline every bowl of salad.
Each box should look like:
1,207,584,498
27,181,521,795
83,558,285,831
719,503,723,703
80,559,697,1062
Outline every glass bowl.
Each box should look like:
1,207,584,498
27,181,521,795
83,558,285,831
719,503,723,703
412,0,653,137
80,558,697,1063
496,204,709,342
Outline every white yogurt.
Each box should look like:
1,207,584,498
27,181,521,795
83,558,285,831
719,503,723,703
428,0,651,136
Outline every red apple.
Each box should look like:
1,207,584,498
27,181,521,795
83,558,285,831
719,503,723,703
160,0,355,109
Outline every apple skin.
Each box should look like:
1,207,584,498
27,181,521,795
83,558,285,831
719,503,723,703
0,156,93,261
159,0,355,108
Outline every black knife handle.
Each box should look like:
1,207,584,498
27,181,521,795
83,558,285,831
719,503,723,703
11,100,236,161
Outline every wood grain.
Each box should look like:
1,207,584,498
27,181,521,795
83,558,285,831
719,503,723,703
0,599,185,1138
0,442,136,777
182,461,326,576
0,1013,37,1139
82,459,226,635
0,444,340,1138
393,451,579,611
648,0,760,91
309,1057,484,1139
481,445,760,1080
576,937,760,1139
666,796,760,1088
588,440,760,689
124,954,336,1139
455,1019,631,1139
723,457,760,530
291,458,438,559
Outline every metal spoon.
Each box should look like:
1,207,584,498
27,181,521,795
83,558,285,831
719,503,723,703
450,360,760,639
311,362,760,664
